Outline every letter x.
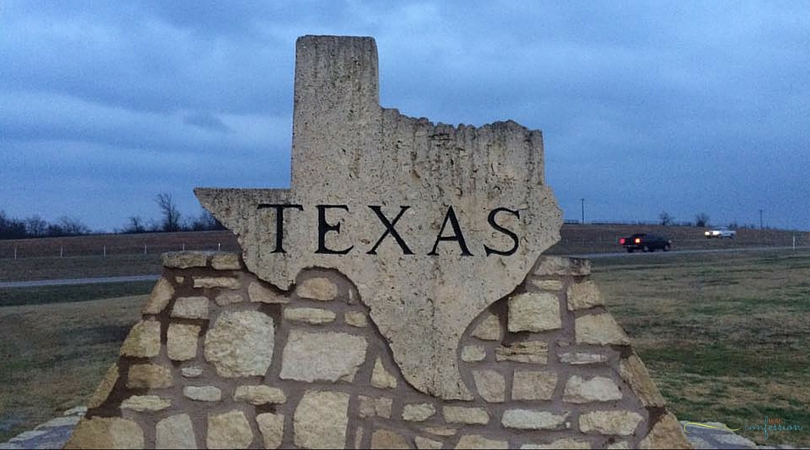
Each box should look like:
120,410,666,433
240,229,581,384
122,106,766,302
367,206,414,255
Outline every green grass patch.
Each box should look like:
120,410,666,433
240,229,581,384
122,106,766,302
0,281,154,307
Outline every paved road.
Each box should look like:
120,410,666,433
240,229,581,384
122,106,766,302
0,274,160,289
571,245,810,259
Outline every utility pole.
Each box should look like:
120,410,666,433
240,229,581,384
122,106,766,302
759,209,763,229
581,198,585,224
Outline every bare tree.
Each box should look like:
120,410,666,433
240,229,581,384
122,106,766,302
695,212,710,227
156,193,182,232
189,209,224,231
123,216,147,233
25,215,49,237
659,211,674,226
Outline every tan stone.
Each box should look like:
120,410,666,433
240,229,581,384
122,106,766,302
530,279,564,291
460,345,486,362
575,314,630,345
175,276,185,284
495,340,548,364
508,292,561,332
619,353,666,407
196,37,562,400
443,406,489,425
358,395,392,419
512,370,557,401
283,307,337,324
558,352,608,365
181,366,203,378
167,323,200,361
215,292,244,306
162,251,208,268
532,256,590,276
87,364,118,408
211,252,242,270
639,412,692,449
64,417,144,449
355,427,365,449
171,296,209,319
414,436,443,450
606,442,629,449
423,427,457,437
280,330,367,382
371,357,398,389
293,390,350,449
142,277,174,315
234,385,287,405
471,313,502,341
120,395,171,412
127,364,173,389
207,410,254,449
183,385,222,402
455,435,508,449
563,375,623,403
193,276,241,289
472,369,505,402
256,413,285,449
249,281,288,304
567,280,603,310
521,438,591,449
296,277,338,301
344,311,368,327
403,403,436,422
371,429,410,449
156,414,196,449
579,410,644,436
502,409,569,430
205,310,275,377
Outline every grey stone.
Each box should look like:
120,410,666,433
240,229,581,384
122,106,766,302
460,345,486,362
171,296,209,320
248,281,288,304
471,313,502,341
211,252,241,270
371,357,398,389
472,369,505,402
183,386,222,402
293,390,350,449
156,414,196,449
559,352,608,365
233,385,286,405
280,330,367,382
563,375,623,403
204,310,275,377
443,406,489,425
495,340,548,364
193,276,241,289
344,311,368,327
207,410,254,449
256,413,285,449
502,409,569,430
455,435,508,449
579,410,643,436
403,403,436,422
512,370,557,401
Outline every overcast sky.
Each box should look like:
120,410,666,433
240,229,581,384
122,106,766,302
2,1,808,232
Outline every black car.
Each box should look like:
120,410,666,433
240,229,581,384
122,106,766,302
619,233,672,253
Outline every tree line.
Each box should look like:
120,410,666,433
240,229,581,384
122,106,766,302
0,193,224,240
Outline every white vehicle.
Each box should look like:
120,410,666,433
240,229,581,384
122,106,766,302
705,227,736,239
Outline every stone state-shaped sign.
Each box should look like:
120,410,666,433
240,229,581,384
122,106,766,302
196,36,561,399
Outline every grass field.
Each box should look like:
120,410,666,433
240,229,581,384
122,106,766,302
1,248,809,445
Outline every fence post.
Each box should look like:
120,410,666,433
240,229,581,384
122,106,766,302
60,246,64,258
182,243,185,251
103,245,107,257
144,244,147,255
14,247,17,259
218,243,221,251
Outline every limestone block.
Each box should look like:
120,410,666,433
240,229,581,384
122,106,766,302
563,375,623,403
532,256,590,276
638,413,692,449
234,385,287,405
156,414,196,449
142,278,174,315
558,352,608,365
283,307,337,324
443,406,489,425
355,427,365,448
296,277,338,301
87,364,118,408
508,292,561,332
403,403,436,422
64,417,143,449
193,276,241,289
371,429,410,449
359,395,393,419
127,364,173,389
175,276,185,284
171,296,209,320
502,409,569,430
495,340,548,364
256,413,285,449
162,251,208,269
472,369,505,402
512,370,557,401
215,292,244,306
293,390,350,449
423,427,457,437
575,314,630,345
471,313,502,341
619,353,666,407
183,386,222,402
207,410,254,449
370,357,398,389
205,310,275,377
521,438,591,449
167,323,200,361
414,436,443,450
567,280,604,310
280,330,367,382
530,279,564,291
455,435,508,449
344,311,368,327
120,395,171,412
249,281,288,304
579,411,644,436
605,442,630,449
460,345,486,362
211,252,242,270
181,366,202,378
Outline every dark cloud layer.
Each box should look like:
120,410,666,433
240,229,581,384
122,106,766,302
1,1,808,231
